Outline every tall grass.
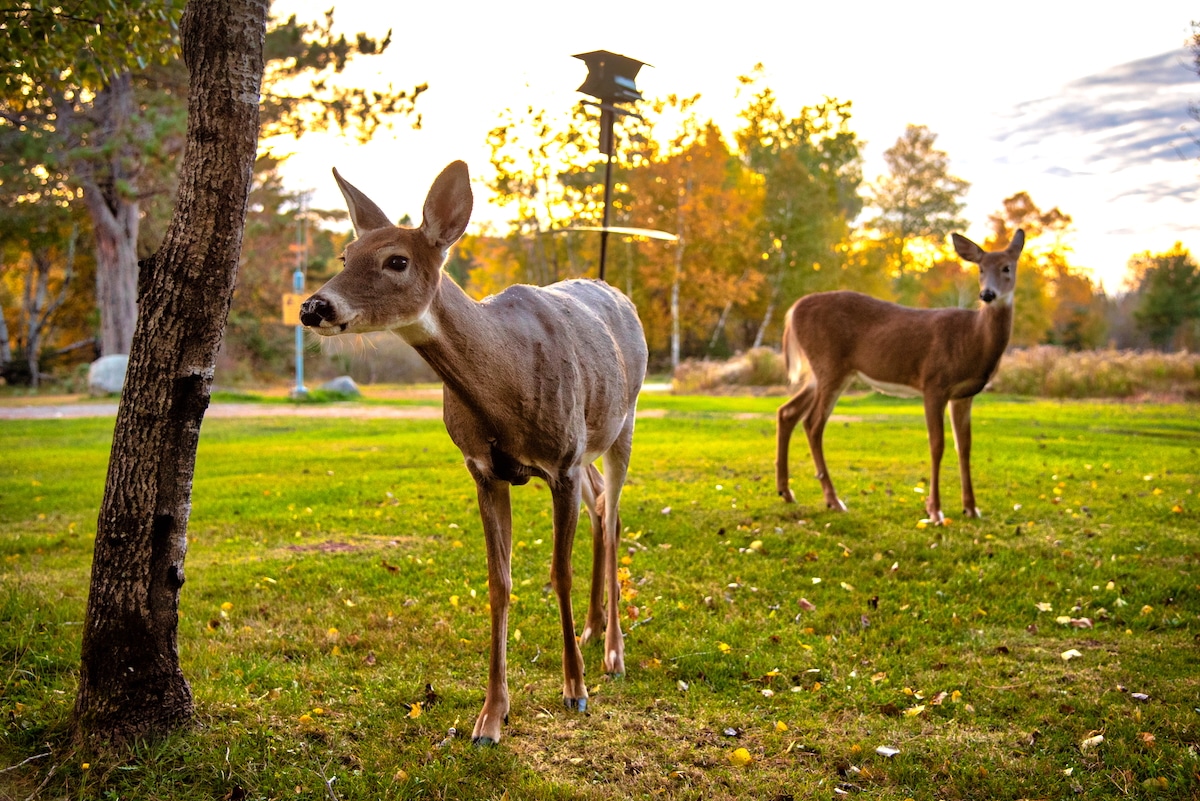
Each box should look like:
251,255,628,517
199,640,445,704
991,346,1200,399
674,346,1200,400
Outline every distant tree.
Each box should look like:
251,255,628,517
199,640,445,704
1,4,422,359
867,124,969,282
73,0,267,743
1129,243,1200,350
0,175,97,385
483,103,601,286
734,69,864,347
1045,253,1108,350
626,113,763,366
0,2,187,358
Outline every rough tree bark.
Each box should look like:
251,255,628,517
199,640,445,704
73,0,268,742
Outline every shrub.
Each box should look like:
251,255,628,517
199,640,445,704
672,347,787,393
673,345,1200,400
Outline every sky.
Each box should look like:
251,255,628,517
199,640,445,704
270,0,1199,292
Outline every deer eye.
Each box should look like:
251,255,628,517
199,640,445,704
1002,265,1011,273
384,255,409,272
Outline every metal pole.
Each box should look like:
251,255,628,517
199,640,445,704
599,148,614,283
598,107,615,283
292,194,308,397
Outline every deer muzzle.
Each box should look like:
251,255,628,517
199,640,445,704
300,296,338,329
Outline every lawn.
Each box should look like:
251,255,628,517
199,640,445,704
1,392,1197,800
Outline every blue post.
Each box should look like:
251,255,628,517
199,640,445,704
292,264,308,398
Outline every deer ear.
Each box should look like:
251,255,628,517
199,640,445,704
1007,229,1026,257
951,233,987,264
333,168,393,236
421,161,473,250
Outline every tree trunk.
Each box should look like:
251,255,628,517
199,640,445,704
79,72,141,357
0,252,10,366
73,0,268,744
753,255,786,349
24,250,51,389
670,180,690,370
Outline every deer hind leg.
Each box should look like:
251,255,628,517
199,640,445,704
804,376,851,512
579,463,606,646
949,396,980,518
470,474,514,745
923,394,949,525
776,385,816,503
596,416,633,677
549,466,588,711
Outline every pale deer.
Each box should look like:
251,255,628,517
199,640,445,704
775,230,1024,523
299,161,648,745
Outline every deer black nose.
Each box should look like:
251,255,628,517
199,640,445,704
299,296,334,327
979,289,997,304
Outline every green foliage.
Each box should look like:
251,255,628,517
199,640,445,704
0,1,183,106
866,124,969,280
1,397,1198,798
261,11,426,143
1129,243,1200,351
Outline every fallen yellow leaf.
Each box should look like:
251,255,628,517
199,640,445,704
407,703,422,719
728,747,753,767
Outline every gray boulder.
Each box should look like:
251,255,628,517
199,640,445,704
88,355,129,396
320,375,361,397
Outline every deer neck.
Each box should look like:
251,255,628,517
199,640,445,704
399,273,511,411
975,299,1014,367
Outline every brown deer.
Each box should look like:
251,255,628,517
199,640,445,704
299,161,648,745
775,230,1024,523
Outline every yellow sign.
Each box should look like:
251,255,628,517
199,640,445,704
282,293,309,326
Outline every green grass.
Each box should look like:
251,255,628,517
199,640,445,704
1,393,1198,800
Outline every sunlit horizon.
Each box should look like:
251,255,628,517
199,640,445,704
269,0,1199,294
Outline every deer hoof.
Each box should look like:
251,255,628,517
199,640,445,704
563,696,588,713
827,498,847,512
778,488,796,504
963,507,981,519
472,736,499,747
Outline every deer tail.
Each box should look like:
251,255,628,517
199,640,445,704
782,308,807,387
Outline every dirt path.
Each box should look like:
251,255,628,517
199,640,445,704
0,385,677,421
0,402,451,420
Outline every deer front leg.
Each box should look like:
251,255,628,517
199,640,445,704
923,394,948,525
470,475,514,746
949,397,980,518
549,467,588,711
804,384,848,512
579,463,606,646
776,387,813,504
